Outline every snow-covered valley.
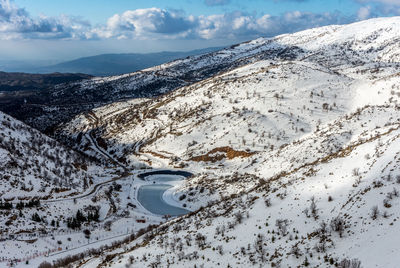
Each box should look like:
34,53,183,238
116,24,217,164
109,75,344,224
1,16,400,267
0,110,194,267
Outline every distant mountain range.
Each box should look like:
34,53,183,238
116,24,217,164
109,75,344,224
1,47,223,76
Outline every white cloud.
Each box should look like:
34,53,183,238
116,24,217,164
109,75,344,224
195,10,350,40
357,6,372,19
92,8,196,40
355,0,400,15
0,0,90,40
0,1,357,42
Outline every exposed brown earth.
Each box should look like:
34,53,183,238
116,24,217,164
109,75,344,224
189,146,255,162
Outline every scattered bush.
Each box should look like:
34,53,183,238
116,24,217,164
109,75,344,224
337,258,362,268
371,206,379,220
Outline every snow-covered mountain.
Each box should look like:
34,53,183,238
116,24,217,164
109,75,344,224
40,17,400,267
60,16,400,173
2,17,400,267
89,105,400,268
9,17,400,133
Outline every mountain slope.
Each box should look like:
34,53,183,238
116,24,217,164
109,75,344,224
0,111,91,200
6,17,400,134
0,111,100,240
0,111,147,265
47,17,400,267
59,17,400,173
60,59,356,168
88,105,400,268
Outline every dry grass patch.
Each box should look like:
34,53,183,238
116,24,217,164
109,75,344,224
190,146,255,162
144,151,170,159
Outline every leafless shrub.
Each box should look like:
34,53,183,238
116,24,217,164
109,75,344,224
383,199,391,208
383,211,389,218
234,211,244,224
330,216,346,238
310,196,318,219
276,219,289,236
314,240,328,253
290,244,302,258
337,258,362,268
216,245,223,255
392,188,399,197
264,198,271,207
371,206,379,220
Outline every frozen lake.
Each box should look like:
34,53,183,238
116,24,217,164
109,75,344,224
137,184,189,216
137,170,192,216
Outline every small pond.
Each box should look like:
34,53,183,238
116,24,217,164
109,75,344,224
136,170,192,216
137,184,189,216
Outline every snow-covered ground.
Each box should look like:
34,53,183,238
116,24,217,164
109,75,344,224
83,106,400,268
0,166,190,267
0,111,191,267
2,16,400,267
67,17,400,268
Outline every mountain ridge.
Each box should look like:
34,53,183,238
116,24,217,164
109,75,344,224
56,16,400,267
2,47,224,77
1,17,400,267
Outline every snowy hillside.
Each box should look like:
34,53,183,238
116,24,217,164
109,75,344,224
86,106,400,268
2,17,400,267
9,17,400,133
0,111,110,263
49,17,400,267
0,112,166,266
0,111,90,199
59,60,355,168
60,17,400,174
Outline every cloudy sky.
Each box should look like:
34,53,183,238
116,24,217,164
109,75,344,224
0,0,399,61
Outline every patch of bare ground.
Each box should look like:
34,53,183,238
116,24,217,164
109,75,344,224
189,146,255,162
143,151,170,159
